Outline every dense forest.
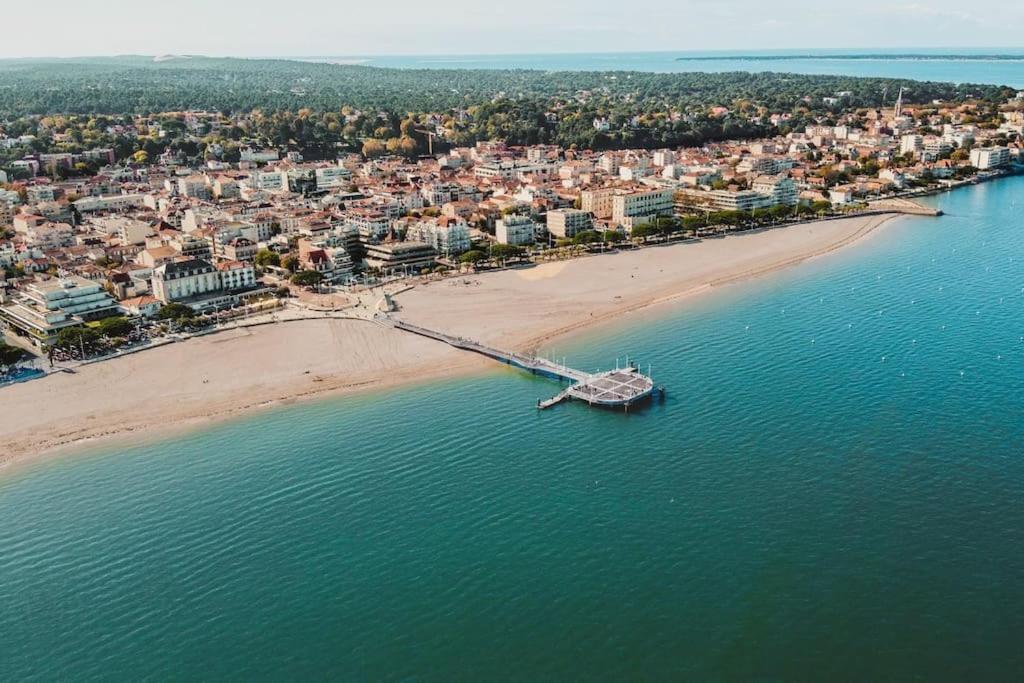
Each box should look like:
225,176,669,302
0,56,1015,164
0,56,1010,116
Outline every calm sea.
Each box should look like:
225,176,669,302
2,174,1023,679
307,48,1024,88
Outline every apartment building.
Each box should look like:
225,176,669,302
580,188,617,219
750,175,798,207
611,189,674,228
495,215,538,246
546,209,593,238
405,217,471,256
970,147,1011,170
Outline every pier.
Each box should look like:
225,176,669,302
387,318,659,410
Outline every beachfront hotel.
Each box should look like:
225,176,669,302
0,275,120,348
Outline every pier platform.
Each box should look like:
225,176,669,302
387,318,659,410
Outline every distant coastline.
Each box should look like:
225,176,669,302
676,53,1024,62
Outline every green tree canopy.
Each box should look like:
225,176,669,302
459,249,486,264
490,244,524,260
96,315,132,337
0,341,26,368
290,270,324,287
156,303,195,320
254,248,281,268
55,326,101,351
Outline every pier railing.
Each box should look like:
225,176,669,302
385,317,658,410
388,319,589,382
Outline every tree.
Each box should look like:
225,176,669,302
571,230,602,245
282,255,300,273
54,326,101,352
156,303,195,320
254,248,280,268
682,215,705,233
629,223,660,243
459,249,486,265
361,139,385,159
0,341,26,368
489,244,524,261
290,270,324,287
97,315,132,337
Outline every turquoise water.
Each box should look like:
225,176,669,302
318,49,1024,87
2,178,1024,679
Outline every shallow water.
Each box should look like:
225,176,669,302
2,178,1024,680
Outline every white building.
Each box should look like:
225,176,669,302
750,175,798,207
315,166,352,191
255,171,288,193
74,193,147,213
900,135,924,156
151,259,221,304
611,189,674,229
546,209,593,238
0,275,120,347
970,147,1011,170
26,185,56,203
215,260,257,290
91,216,153,246
240,148,280,163
406,217,471,256
495,215,538,245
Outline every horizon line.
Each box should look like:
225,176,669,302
3,46,1024,62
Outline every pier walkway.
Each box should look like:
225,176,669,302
386,318,659,410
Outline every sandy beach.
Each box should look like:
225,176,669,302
1,213,898,466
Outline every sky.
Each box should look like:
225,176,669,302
2,0,1023,59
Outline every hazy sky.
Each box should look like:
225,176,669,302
2,0,1022,58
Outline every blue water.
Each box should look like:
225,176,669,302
2,178,1023,679
310,48,1024,88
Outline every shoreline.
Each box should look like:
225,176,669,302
2,211,904,472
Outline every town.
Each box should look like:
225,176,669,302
2,87,1023,378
